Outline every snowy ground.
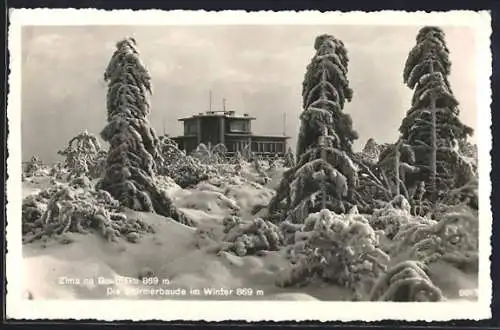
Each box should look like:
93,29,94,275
21,164,478,301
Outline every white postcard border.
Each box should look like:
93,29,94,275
6,9,493,321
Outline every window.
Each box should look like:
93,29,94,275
184,121,198,135
229,119,249,133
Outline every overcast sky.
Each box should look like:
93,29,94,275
21,25,477,163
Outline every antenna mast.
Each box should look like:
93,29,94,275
283,112,287,136
209,90,213,112
223,98,227,112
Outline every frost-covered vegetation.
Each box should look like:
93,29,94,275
57,130,107,179
22,180,154,245
268,34,359,224
23,156,47,178
156,136,212,188
274,194,477,301
96,37,192,226
277,207,389,299
217,216,283,256
400,27,475,207
22,29,480,302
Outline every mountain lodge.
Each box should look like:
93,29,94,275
171,110,290,158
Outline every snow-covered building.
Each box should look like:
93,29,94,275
172,110,289,157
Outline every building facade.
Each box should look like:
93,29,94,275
172,110,289,158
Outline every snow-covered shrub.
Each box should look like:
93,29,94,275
57,130,105,180
22,183,154,244
369,260,443,301
23,156,49,178
459,141,478,169
229,151,249,175
211,143,228,163
49,162,68,180
252,157,269,183
69,175,92,189
370,195,413,239
348,155,392,214
241,143,253,162
376,139,421,207
153,175,181,196
166,156,210,188
212,163,237,177
191,142,228,165
231,151,243,164
368,194,478,271
157,136,212,188
439,177,478,211
222,215,242,233
24,156,41,176
217,217,284,256
283,147,296,168
391,207,478,271
268,154,280,170
191,143,211,163
276,208,389,298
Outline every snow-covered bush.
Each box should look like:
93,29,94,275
157,136,213,188
370,195,413,239
391,208,478,271
459,141,478,169
349,155,393,214
377,139,420,201
268,154,281,170
48,162,68,180
276,208,389,298
252,157,269,183
23,156,49,178
217,216,284,256
241,143,253,162
438,174,478,211
22,183,154,244
191,142,228,165
369,260,443,301
24,156,41,176
57,130,105,180
283,147,296,168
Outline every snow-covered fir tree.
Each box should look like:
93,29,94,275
400,26,475,202
97,37,192,226
268,34,359,222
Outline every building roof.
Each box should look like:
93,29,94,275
178,110,256,121
172,134,290,140
225,133,290,139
